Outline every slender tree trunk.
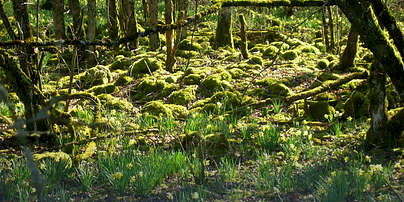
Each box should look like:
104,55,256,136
366,60,387,146
119,0,138,49
165,0,175,72
149,0,160,50
52,0,66,39
86,0,96,66
338,26,359,70
327,6,335,53
176,0,187,42
321,7,330,53
107,0,119,40
0,1,16,40
142,0,149,22
239,14,248,59
69,0,82,38
215,7,233,49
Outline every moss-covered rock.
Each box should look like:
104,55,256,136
262,45,279,58
270,42,290,51
109,55,133,70
168,86,197,105
69,65,112,89
281,50,298,61
97,94,133,109
183,74,203,85
133,77,177,100
114,74,133,86
316,59,330,69
130,57,161,75
247,56,263,65
305,101,335,121
255,78,292,96
317,72,341,81
286,38,305,46
315,92,337,101
297,45,320,54
176,50,199,59
177,39,203,51
86,83,119,95
141,100,188,118
344,91,369,118
201,71,232,92
228,68,247,79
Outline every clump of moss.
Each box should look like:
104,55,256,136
305,101,335,121
168,86,197,105
281,50,298,61
201,70,232,92
297,45,320,54
176,50,199,59
182,67,210,85
86,83,118,95
228,68,247,79
344,91,370,118
97,94,133,109
142,100,188,118
177,39,203,51
109,55,133,70
316,59,330,69
286,38,305,46
262,45,279,58
114,74,133,86
130,57,161,75
247,56,263,65
133,77,177,100
270,42,290,51
255,78,292,96
72,65,112,89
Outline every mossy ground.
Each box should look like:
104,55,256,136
0,5,403,202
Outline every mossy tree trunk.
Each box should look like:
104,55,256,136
10,0,49,131
327,6,335,53
239,14,248,59
107,0,119,40
215,7,234,49
321,7,330,53
69,0,82,38
165,0,176,72
142,0,149,22
149,0,160,50
86,0,97,66
52,0,66,39
119,0,138,49
338,25,359,70
0,1,16,40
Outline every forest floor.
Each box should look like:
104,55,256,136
1,7,404,202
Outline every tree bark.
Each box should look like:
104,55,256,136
239,14,248,59
0,1,16,40
176,0,188,42
165,0,176,72
336,0,404,101
149,0,160,50
321,7,330,53
107,0,119,40
327,6,335,53
52,0,66,39
338,25,359,70
142,0,149,22
86,0,97,66
69,0,82,38
366,60,387,146
119,0,138,49
215,7,233,49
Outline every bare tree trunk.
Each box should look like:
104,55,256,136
215,7,233,49
149,0,160,50
366,60,387,146
321,7,330,53
338,26,359,70
239,14,248,59
86,0,97,66
52,0,66,39
165,0,175,72
107,0,119,40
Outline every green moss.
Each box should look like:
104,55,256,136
97,94,133,109
130,57,161,75
344,91,370,118
255,78,292,96
316,59,330,69
305,101,335,121
68,65,112,89
109,55,133,70
246,87,267,98
177,39,203,51
168,86,197,105
315,92,337,101
183,74,203,85
281,50,298,61
176,50,199,58
142,100,173,117
229,68,247,79
114,75,133,86
286,38,305,46
317,72,341,81
270,42,290,51
247,56,263,65
86,83,118,95
133,77,175,100
263,45,279,58
33,151,72,168
201,71,232,91
297,45,320,54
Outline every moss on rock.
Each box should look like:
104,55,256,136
281,50,298,61
178,39,203,51
97,94,133,109
316,59,330,69
168,86,197,105
86,83,119,95
247,56,263,65
141,100,188,118
344,91,370,118
228,68,247,79
263,45,279,58
109,55,133,70
114,74,133,86
201,71,232,92
255,78,292,96
176,50,199,59
130,57,161,75
297,45,320,54
305,101,335,121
